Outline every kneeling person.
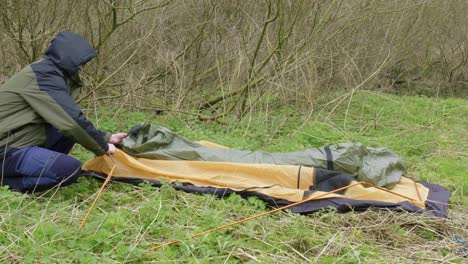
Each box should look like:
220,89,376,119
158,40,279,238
0,32,125,192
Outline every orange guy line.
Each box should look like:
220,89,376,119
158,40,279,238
147,181,422,251
79,155,116,229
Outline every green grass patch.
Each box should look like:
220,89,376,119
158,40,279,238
1,92,466,262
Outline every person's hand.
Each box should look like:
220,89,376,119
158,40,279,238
109,133,127,144
107,143,116,155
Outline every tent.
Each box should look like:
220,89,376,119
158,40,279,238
83,123,450,217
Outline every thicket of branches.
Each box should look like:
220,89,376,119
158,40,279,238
0,0,466,119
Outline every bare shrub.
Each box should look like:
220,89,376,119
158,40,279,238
0,0,466,120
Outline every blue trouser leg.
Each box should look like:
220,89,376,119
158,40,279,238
0,127,82,193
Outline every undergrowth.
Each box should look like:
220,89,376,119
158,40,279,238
0,92,466,263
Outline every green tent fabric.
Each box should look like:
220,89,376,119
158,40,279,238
119,122,406,187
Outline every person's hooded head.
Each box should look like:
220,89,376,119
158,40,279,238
44,31,96,77
44,32,96,98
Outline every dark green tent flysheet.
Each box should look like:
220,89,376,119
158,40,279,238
83,122,450,217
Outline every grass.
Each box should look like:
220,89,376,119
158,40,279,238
0,92,466,263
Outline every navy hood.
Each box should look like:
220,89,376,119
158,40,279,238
44,32,96,76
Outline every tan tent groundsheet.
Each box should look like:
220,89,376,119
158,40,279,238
83,149,428,208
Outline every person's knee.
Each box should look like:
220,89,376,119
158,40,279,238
6,147,83,192
53,155,82,186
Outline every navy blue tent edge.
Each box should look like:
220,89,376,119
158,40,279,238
85,172,450,218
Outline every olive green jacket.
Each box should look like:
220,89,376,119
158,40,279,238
0,32,109,157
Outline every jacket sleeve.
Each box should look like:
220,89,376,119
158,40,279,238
21,87,109,156
99,130,112,143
